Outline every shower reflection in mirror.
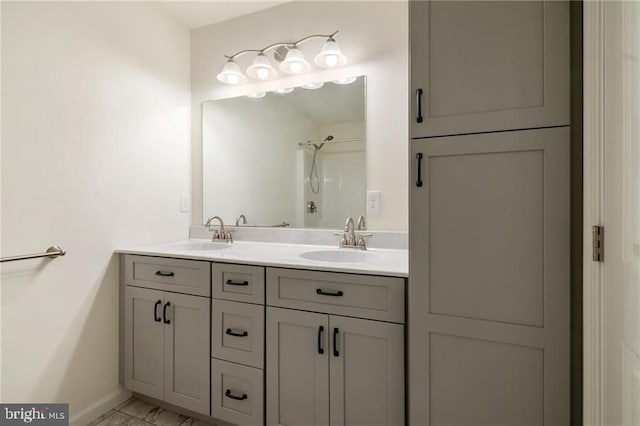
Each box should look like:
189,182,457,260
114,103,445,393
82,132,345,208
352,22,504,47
202,75,366,229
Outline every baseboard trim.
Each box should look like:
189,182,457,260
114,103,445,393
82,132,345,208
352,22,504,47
69,387,132,426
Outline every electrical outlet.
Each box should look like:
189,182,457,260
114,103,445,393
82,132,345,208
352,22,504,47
366,190,381,213
180,194,190,212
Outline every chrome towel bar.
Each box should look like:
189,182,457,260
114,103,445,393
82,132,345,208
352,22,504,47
0,245,66,263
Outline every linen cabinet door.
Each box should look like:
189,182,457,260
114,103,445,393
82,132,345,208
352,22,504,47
124,286,165,400
409,128,570,425
163,292,211,415
266,307,329,426
410,0,569,138
329,316,404,426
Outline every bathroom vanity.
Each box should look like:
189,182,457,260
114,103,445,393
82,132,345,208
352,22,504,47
118,238,407,425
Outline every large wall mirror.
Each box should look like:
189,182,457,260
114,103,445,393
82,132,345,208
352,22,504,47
203,76,366,229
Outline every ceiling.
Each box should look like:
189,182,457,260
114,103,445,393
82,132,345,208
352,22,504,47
159,1,289,30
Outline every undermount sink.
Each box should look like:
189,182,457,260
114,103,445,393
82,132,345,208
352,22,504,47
167,242,230,251
299,250,377,263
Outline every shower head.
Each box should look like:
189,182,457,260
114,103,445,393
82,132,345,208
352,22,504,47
313,135,334,151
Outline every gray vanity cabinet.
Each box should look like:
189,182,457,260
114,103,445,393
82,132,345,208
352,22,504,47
329,315,404,426
410,0,569,138
266,307,330,426
409,128,570,425
163,292,211,414
123,256,211,416
266,268,405,426
211,263,265,426
124,286,165,400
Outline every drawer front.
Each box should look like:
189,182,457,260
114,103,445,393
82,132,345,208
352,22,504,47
212,299,264,368
212,263,265,304
124,255,210,297
212,359,264,426
267,268,405,323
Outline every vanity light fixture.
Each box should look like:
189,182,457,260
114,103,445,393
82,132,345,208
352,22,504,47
301,82,325,90
216,59,248,85
273,87,295,94
332,76,358,85
217,31,346,85
315,37,347,68
280,46,311,74
246,53,277,80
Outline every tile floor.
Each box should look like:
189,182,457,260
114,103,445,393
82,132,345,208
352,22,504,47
88,398,216,426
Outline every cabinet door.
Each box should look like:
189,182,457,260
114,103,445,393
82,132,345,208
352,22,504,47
266,307,329,426
329,316,404,426
409,128,569,425
410,0,569,138
124,286,164,400
163,292,211,415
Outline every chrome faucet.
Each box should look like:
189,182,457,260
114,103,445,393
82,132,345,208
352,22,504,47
338,217,371,250
357,216,367,230
235,214,247,226
343,217,356,246
205,216,233,243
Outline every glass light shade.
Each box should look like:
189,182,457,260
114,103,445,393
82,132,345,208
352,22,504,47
279,47,311,75
216,60,248,85
301,82,324,90
246,92,266,98
332,76,358,85
246,54,277,80
273,87,294,94
314,38,347,68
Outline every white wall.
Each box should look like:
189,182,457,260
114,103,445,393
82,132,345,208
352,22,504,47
191,1,408,230
1,2,191,417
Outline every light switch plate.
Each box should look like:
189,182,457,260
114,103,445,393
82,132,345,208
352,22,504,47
366,190,381,213
180,194,190,212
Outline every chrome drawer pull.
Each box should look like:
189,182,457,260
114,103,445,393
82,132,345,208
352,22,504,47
225,389,248,401
225,328,248,337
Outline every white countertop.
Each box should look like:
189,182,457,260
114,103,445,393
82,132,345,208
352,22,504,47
116,239,408,278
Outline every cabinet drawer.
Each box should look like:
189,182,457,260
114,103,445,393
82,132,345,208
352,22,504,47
267,268,405,323
212,299,264,368
212,263,264,304
124,255,210,297
212,359,263,426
